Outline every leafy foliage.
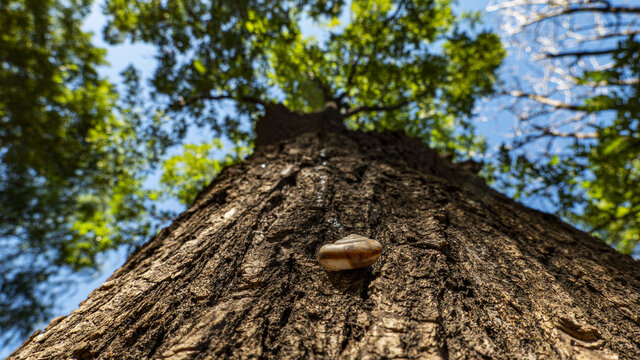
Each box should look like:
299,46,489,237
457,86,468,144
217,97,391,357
0,0,151,342
0,0,503,343
160,140,250,205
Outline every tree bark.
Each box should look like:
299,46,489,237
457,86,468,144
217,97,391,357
9,107,640,360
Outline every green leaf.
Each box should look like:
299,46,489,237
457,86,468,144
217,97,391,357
193,59,206,74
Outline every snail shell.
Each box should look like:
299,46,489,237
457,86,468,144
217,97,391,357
318,234,382,271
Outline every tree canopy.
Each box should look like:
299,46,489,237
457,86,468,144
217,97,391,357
0,0,504,344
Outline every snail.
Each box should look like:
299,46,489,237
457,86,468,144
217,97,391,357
318,234,382,271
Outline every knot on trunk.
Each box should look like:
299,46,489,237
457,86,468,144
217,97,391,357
255,103,345,148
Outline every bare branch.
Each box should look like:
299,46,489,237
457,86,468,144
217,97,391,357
528,5,640,23
503,90,584,111
576,29,640,42
491,2,640,29
587,78,640,86
532,126,598,139
544,48,619,59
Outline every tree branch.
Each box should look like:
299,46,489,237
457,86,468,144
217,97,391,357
169,93,271,110
544,48,618,59
341,0,408,105
532,126,598,139
343,53,361,93
590,207,640,233
341,100,410,118
503,90,584,111
577,29,640,42
303,71,337,104
523,5,640,27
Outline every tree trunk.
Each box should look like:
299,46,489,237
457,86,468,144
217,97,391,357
9,107,640,360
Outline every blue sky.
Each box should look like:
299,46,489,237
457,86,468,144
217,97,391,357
1,0,500,356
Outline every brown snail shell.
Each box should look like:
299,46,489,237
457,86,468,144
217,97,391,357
318,234,382,271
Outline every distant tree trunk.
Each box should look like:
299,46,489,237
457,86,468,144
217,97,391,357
9,105,640,360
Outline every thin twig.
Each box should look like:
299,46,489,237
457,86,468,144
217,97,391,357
169,93,271,110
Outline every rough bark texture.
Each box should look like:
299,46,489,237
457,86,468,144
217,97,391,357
10,108,640,360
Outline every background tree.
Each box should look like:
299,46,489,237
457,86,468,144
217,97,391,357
487,0,640,253
0,0,160,341
0,0,503,345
